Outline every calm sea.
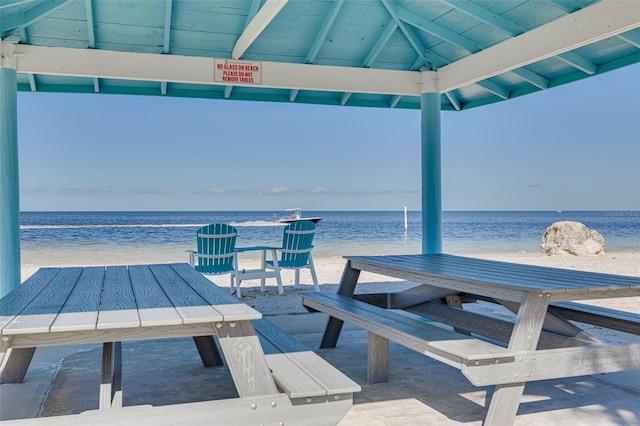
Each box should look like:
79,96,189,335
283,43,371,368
19,211,640,267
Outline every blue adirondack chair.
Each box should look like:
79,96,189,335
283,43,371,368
187,223,237,287
265,220,320,291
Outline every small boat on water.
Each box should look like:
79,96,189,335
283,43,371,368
273,208,322,224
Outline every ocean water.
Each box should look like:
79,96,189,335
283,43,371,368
19,211,640,267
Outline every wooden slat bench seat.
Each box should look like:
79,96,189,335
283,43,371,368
301,291,516,385
3,393,353,426
302,291,640,389
4,318,360,426
549,302,640,335
254,318,360,400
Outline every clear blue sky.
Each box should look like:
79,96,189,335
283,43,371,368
17,64,640,212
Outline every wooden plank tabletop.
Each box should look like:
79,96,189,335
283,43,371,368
97,266,140,330
170,263,261,321
149,264,222,324
0,263,261,337
0,268,60,330
3,267,83,335
346,254,640,300
50,267,104,332
129,264,183,327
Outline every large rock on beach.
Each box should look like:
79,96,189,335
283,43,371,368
541,221,605,256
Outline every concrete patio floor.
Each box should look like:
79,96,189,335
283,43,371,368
1,312,639,425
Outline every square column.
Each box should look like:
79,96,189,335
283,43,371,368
420,91,442,254
0,61,21,296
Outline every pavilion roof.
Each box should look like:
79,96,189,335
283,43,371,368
1,0,639,110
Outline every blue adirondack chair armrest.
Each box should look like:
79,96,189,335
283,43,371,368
188,250,236,265
280,245,314,255
235,245,281,253
193,253,237,260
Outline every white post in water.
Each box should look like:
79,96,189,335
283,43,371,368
404,206,408,232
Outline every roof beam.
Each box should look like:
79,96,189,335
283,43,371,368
343,8,438,105
232,0,288,60
162,0,173,53
511,68,549,90
437,0,640,92
290,0,343,102
389,95,401,108
441,0,552,90
287,2,344,102
383,0,513,98
617,31,640,49
447,0,614,80
228,0,262,98
18,28,27,43
339,18,400,105
363,19,398,68
85,0,95,47
476,80,509,100
305,0,343,64
390,1,479,52
28,73,36,91
0,0,72,38
84,0,99,92
440,0,523,37
444,91,460,111
557,52,597,75
0,1,42,8
546,0,575,14
159,0,173,95
245,0,262,25
380,0,448,70
10,42,423,96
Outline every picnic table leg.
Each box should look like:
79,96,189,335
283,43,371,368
192,336,224,367
0,345,36,384
368,332,389,384
215,320,278,397
484,291,550,425
320,260,361,348
100,342,123,409
496,299,598,345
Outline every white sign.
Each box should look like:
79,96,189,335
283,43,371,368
214,59,262,85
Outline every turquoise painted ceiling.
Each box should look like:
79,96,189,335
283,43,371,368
1,0,639,110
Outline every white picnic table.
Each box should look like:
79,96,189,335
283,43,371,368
0,262,357,425
0,263,271,405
